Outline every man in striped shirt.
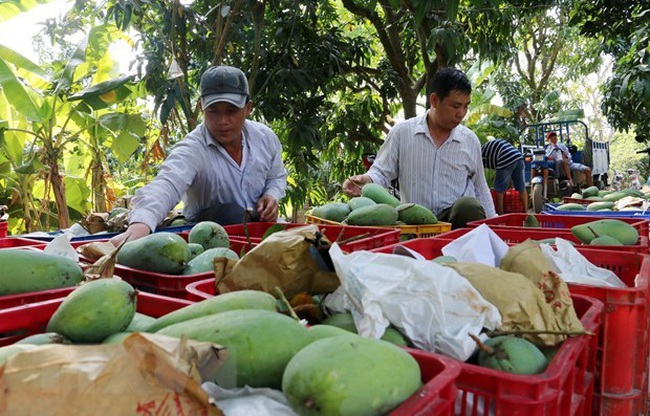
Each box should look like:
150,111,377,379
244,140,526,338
342,68,496,228
481,139,528,215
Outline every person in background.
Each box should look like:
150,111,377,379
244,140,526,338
481,138,528,215
110,65,287,246
545,131,593,187
342,67,496,229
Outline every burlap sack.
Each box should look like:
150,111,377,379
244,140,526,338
216,224,340,299
0,333,225,415
447,260,585,346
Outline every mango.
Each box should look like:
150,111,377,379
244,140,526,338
581,186,600,198
555,203,585,211
117,232,191,274
571,219,639,245
361,183,400,207
188,221,230,250
478,335,548,375
125,312,157,332
15,333,71,346
282,337,421,416
0,249,83,295
347,196,376,211
309,324,358,341
182,247,239,275
311,202,350,223
523,214,540,227
0,345,38,366
46,278,137,343
590,235,624,246
157,309,313,389
396,203,437,225
586,201,615,211
602,191,627,202
187,243,205,259
321,312,409,346
346,203,398,226
146,290,277,332
102,332,133,344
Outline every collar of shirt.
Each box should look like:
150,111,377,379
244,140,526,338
414,111,462,144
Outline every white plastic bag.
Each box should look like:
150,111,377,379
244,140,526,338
43,233,79,263
539,238,627,288
201,383,297,416
441,224,509,267
326,243,501,361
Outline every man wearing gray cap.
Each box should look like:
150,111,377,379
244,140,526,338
111,65,287,245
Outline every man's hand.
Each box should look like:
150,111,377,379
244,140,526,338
257,195,279,222
109,222,151,247
342,174,372,197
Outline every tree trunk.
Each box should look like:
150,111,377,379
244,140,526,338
48,161,70,229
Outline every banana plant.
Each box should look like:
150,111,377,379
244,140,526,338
0,23,139,231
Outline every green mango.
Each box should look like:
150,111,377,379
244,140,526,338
146,289,277,332
590,235,624,246
117,232,191,274
182,247,239,275
309,324,358,341
0,249,84,296
282,336,421,415
15,332,71,346
397,203,438,225
571,219,639,245
581,186,600,198
157,309,313,389
478,335,548,375
187,243,205,259
346,203,399,226
555,203,585,211
320,312,409,346
46,278,137,343
188,221,230,251
125,312,157,332
523,214,540,227
361,183,400,207
347,196,377,211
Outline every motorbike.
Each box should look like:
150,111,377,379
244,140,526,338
527,149,573,213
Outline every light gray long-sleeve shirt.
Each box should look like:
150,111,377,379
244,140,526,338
129,120,287,231
366,111,496,218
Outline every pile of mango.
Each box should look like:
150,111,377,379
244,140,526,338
116,221,239,275
555,186,649,212
0,281,423,416
311,183,438,226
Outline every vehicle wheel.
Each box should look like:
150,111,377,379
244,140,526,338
531,183,544,213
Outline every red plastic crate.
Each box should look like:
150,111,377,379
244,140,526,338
372,238,650,415
185,278,216,301
113,239,256,299
0,291,193,346
222,222,400,252
453,294,601,416
434,227,650,253
490,188,525,213
0,237,47,249
0,287,75,310
0,221,6,238
389,349,461,416
468,213,650,236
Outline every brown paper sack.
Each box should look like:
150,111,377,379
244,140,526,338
500,239,584,334
0,333,225,416
447,261,585,347
216,224,339,299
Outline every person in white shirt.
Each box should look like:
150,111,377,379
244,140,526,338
110,65,287,246
342,67,496,229
544,131,593,187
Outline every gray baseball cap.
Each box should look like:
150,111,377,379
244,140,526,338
200,66,249,109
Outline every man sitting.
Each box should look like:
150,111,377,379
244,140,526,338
544,131,593,187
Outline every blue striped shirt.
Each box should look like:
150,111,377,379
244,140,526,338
367,111,496,217
481,139,523,170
